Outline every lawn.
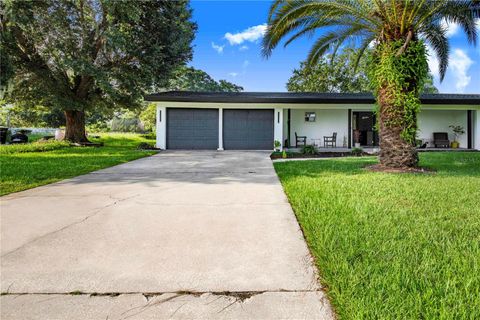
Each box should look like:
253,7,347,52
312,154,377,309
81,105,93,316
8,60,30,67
0,133,157,196
274,152,480,320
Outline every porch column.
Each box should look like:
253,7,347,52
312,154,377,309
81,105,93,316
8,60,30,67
475,110,480,151
218,107,224,151
274,107,283,150
156,104,166,149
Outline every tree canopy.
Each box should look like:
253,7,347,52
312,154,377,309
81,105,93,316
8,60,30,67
287,49,438,94
167,66,243,92
1,0,196,141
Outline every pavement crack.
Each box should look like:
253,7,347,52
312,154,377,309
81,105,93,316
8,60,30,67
0,289,319,297
1,194,140,259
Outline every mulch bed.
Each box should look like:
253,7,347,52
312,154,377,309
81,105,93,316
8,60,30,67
270,152,370,160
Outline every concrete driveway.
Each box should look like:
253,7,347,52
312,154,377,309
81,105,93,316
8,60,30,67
1,151,333,319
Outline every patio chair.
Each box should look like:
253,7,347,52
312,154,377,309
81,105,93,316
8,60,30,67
433,132,450,148
295,132,307,147
323,132,337,148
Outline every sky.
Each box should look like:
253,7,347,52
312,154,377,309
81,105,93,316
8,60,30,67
188,0,480,93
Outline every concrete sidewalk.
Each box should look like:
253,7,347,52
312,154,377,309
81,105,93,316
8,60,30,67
1,151,334,319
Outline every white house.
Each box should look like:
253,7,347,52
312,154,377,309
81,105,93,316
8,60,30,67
145,92,480,151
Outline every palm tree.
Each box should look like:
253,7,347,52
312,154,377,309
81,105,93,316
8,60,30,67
263,0,477,169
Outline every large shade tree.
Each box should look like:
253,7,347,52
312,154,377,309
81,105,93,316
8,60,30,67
263,0,477,169
1,0,196,142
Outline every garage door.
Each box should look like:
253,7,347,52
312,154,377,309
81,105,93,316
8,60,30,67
167,108,218,149
223,109,274,150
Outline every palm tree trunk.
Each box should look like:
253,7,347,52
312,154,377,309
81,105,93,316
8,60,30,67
64,110,89,143
377,87,418,168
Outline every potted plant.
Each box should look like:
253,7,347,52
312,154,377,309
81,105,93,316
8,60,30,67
273,140,281,151
353,130,361,148
449,125,465,149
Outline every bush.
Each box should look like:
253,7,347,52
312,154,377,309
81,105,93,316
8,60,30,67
351,147,363,156
139,103,156,132
111,117,144,133
136,142,157,150
301,145,316,155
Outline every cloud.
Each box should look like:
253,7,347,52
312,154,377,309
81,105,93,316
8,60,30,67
449,49,473,93
228,72,239,77
242,60,250,68
224,24,267,45
239,45,249,51
441,20,460,37
211,42,224,54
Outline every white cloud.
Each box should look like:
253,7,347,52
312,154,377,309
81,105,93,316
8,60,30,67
242,60,250,68
224,24,267,45
228,72,239,77
239,45,249,51
211,42,224,54
449,49,473,93
441,20,460,37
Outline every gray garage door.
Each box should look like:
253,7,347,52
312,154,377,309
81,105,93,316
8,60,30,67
167,108,219,149
223,109,274,150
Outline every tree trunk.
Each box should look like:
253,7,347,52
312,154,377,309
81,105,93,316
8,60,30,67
64,110,89,143
377,87,418,168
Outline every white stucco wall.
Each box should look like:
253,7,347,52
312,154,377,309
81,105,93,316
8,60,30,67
156,104,166,149
417,110,468,147
290,109,349,147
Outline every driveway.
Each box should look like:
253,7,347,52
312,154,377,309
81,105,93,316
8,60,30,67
1,151,333,319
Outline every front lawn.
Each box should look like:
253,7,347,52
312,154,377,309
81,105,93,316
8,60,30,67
274,152,480,319
0,133,157,196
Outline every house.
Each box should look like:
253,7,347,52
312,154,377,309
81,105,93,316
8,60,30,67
144,92,480,151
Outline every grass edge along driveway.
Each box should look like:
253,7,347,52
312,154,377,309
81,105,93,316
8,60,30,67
0,133,157,196
274,152,480,319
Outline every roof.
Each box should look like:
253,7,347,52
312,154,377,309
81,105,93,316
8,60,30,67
144,91,480,105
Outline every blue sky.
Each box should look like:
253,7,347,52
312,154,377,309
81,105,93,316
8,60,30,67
189,0,480,93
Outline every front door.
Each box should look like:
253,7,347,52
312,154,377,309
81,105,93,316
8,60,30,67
353,112,379,147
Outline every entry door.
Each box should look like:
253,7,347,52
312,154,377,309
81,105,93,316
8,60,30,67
223,109,274,150
353,112,379,146
167,108,219,149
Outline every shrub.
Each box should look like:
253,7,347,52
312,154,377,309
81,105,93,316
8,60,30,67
302,145,316,155
351,147,363,156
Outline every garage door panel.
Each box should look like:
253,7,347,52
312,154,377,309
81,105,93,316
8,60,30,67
167,109,218,150
223,109,273,150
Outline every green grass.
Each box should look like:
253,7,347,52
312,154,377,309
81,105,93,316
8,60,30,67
274,152,480,319
0,133,156,196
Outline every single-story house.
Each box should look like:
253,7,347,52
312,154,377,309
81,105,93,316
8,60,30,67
144,92,480,151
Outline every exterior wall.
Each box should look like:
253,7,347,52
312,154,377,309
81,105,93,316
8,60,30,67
156,105,166,149
274,108,283,149
417,110,468,147
290,109,349,147
155,102,479,150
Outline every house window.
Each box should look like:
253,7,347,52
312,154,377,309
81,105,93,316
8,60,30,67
305,112,316,122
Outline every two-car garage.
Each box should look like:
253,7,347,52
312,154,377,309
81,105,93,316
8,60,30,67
166,108,274,150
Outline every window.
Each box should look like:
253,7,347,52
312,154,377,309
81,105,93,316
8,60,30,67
305,112,316,122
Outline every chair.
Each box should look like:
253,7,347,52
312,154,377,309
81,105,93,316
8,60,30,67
323,132,337,148
295,132,307,147
433,132,450,148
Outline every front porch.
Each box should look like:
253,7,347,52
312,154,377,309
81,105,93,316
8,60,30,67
278,107,478,151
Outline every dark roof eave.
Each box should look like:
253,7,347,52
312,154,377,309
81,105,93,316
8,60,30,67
144,91,480,105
